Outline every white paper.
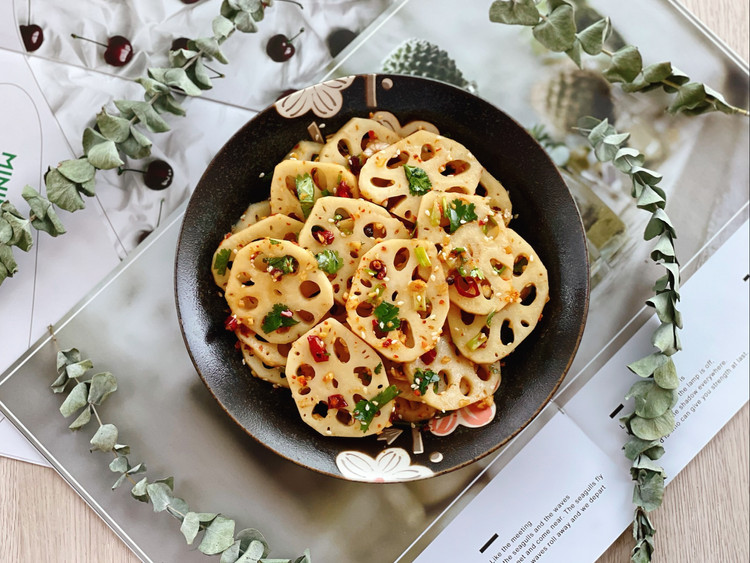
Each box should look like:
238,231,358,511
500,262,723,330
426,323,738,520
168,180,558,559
413,412,633,563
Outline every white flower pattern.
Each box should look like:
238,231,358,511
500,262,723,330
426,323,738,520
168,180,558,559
274,76,356,119
336,447,434,482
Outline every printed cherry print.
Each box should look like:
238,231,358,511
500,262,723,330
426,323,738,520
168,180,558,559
71,33,134,67
266,28,304,62
118,159,174,191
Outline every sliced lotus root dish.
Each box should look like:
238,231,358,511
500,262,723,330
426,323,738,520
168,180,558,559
284,140,323,162
448,228,549,363
358,130,483,222
298,196,410,304
285,319,394,437
224,238,334,344
317,117,401,172
212,214,303,289
403,335,502,411
369,111,440,137
389,379,439,423
416,192,517,315
477,169,513,226
238,343,289,388
234,327,292,368
346,239,449,363
269,160,359,221
231,199,272,233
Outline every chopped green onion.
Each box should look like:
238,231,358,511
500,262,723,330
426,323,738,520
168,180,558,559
469,267,484,279
466,331,488,351
493,264,507,276
486,310,496,327
415,245,431,267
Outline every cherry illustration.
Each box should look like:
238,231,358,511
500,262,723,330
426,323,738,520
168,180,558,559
20,24,44,52
20,0,43,52
71,33,134,67
266,28,304,63
118,159,174,191
326,28,357,58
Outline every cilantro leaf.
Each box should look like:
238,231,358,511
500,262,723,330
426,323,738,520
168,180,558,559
412,368,439,396
353,385,401,432
295,173,315,218
213,248,231,275
403,165,432,196
374,362,383,375
264,255,296,274
445,199,478,233
373,302,400,332
315,249,343,275
261,303,299,334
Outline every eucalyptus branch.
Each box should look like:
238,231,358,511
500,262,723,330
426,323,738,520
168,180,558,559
0,0,281,286
489,0,749,116
48,326,311,563
577,118,682,563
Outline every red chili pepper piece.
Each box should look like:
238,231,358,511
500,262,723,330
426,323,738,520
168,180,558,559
453,271,479,298
327,394,348,409
336,180,353,198
307,334,330,362
420,349,437,365
312,226,335,245
224,314,239,331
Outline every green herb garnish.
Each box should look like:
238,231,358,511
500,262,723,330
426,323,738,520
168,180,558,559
466,331,488,351
213,248,231,275
374,362,383,375
445,199,478,233
264,255,295,274
261,303,299,334
412,368,439,396
353,385,401,432
486,310,497,327
403,165,432,196
295,173,315,218
415,245,431,267
315,249,343,275
373,302,401,332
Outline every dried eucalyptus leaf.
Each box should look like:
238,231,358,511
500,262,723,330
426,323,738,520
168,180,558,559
131,477,149,502
650,232,676,262
189,58,213,90
150,93,186,117
45,168,85,212
88,372,117,405
703,84,736,114
0,243,17,282
90,423,119,452
50,371,69,394
0,218,12,244
532,4,576,52
636,184,665,210
631,166,662,186
79,177,96,198
294,548,313,563
0,202,33,250
82,127,109,155
586,118,614,148
58,158,96,184
109,457,129,477
646,292,677,325
603,45,642,83
633,467,665,511
488,0,540,26
630,410,675,441
114,443,131,455
236,528,268,555
167,496,190,520
56,348,82,370
627,380,675,418
119,127,153,160
65,358,93,380
221,541,241,563
22,185,66,236
135,78,170,97
149,67,203,97
668,82,707,114
168,48,198,68
128,462,146,475
115,100,170,133
233,11,258,33
613,147,643,173
576,17,610,55
86,139,124,171
235,540,264,562
96,109,131,143
60,381,89,417
213,15,235,38
565,39,582,68
627,352,668,378
112,472,130,490
652,322,679,356
643,208,675,240
146,481,174,512
181,512,202,544
68,406,92,430
624,436,664,461
157,476,175,490
631,542,653,563
199,516,236,555
194,37,229,64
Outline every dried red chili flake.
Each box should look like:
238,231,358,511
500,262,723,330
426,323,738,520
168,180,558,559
369,259,387,279
307,334,330,362
327,394,348,409
453,271,480,298
312,226,335,245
